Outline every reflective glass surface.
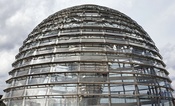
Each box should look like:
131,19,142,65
2,4,174,106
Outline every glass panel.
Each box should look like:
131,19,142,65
79,84,108,95
138,85,149,95
28,75,49,85
32,56,52,64
3,91,11,98
80,56,106,61
100,97,109,104
53,65,70,72
25,98,46,106
39,38,56,45
22,58,32,66
7,80,13,87
102,84,109,94
54,56,79,62
10,99,23,106
11,89,24,97
48,96,77,106
126,98,137,103
25,87,47,96
109,63,120,69
79,97,106,106
37,46,54,54
30,66,50,74
111,97,125,103
16,69,29,77
49,84,77,95
52,63,78,72
80,63,107,72
25,49,35,56
124,85,135,95
79,73,107,82
110,84,124,94
50,73,77,83
109,73,122,82
14,78,26,86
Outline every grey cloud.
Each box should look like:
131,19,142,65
171,77,175,81
160,44,175,69
160,44,175,90
0,1,29,50
0,0,56,50
0,0,61,94
0,0,26,30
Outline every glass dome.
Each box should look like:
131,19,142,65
2,4,175,106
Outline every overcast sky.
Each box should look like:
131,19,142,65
0,0,175,95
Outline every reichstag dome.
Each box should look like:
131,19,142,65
2,4,175,106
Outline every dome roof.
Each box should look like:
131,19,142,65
29,4,152,42
3,4,174,106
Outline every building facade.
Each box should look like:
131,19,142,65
2,4,175,106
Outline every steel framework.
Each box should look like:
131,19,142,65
2,4,175,106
